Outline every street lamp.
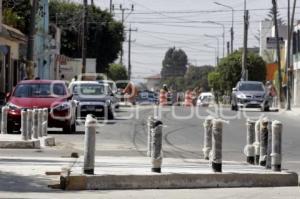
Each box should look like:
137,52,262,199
204,34,220,65
204,21,225,58
214,2,234,53
204,44,217,66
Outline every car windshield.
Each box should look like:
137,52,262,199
239,83,264,91
73,84,105,95
13,83,66,98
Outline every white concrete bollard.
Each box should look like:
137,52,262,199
266,120,273,169
1,106,8,134
259,118,269,167
211,119,223,172
254,119,261,165
271,121,282,172
83,114,97,175
37,109,43,137
147,116,155,157
26,109,33,140
42,108,48,137
244,119,255,165
20,110,28,141
151,120,163,173
203,117,213,160
32,109,39,139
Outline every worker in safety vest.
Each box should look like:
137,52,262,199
159,84,169,106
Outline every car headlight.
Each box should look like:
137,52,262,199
53,102,71,111
105,100,111,106
7,103,21,111
237,93,246,99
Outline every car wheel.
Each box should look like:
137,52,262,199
231,104,235,111
106,110,114,120
7,121,14,134
263,106,270,112
63,122,76,134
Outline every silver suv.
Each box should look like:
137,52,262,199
231,81,269,111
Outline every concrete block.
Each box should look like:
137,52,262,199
40,136,55,147
0,140,40,149
62,172,298,190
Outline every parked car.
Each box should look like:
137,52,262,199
136,90,158,105
196,92,214,107
6,80,76,134
69,81,115,120
98,80,118,94
98,82,120,109
231,81,269,111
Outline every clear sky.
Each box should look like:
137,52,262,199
74,0,296,79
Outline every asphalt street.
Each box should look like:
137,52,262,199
1,105,300,174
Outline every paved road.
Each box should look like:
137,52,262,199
1,105,300,173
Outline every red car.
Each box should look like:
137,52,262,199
6,80,76,134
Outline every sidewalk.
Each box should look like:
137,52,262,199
1,155,296,190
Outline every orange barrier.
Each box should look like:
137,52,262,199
159,90,168,106
184,91,194,106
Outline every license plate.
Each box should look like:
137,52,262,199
86,106,95,111
250,101,258,104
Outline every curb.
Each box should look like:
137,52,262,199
0,139,40,149
61,172,298,190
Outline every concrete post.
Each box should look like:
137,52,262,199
203,117,213,160
20,110,28,141
244,119,255,164
259,118,269,166
151,120,163,173
1,106,8,134
32,109,39,139
37,109,43,137
26,109,33,140
83,114,97,175
254,119,261,165
211,119,223,172
42,108,48,137
266,121,273,169
147,116,154,157
271,120,282,172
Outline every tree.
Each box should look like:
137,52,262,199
49,0,124,74
2,0,32,34
161,47,188,79
108,64,128,81
208,71,221,92
211,50,266,93
184,65,214,91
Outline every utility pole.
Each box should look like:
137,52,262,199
0,0,2,33
286,0,291,110
26,0,39,80
82,0,88,74
109,0,113,14
242,0,249,81
287,0,297,110
272,0,283,108
127,25,137,80
113,4,134,66
227,41,230,56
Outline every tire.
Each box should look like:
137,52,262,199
106,110,114,120
231,104,235,111
63,122,76,134
264,106,270,112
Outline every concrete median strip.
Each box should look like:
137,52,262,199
60,157,298,190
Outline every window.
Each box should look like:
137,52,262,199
13,83,66,97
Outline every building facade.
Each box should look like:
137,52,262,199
0,24,26,96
